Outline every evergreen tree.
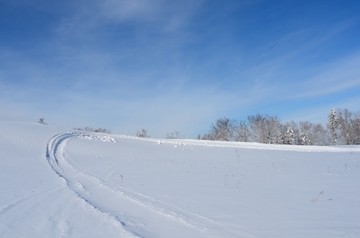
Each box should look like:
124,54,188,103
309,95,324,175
284,127,295,145
327,109,338,145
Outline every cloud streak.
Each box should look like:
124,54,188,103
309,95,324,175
55,0,204,36
1,0,360,137
292,53,360,99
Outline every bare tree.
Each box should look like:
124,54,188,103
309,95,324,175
337,109,355,144
337,109,360,145
352,115,360,144
248,114,280,143
73,127,111,134
136,128,150,138
200,108,358,146
248,114,267,143
296,121,330,145
207,117,236,141
266,116,281,144
166,131,181,139
312,123,329,146
233,121,250,142
38,118,46,125
93,128,111,134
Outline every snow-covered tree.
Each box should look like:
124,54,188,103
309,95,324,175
283,127,295,145
265,116,281,144
297,121,312,145
352,116,360,144
278,121,298,145
208,117,236,141
336,109,360,145
248,114,280,144
338,109,354,145
233,121,250,142
312,123,329,145
298,131,309,145
248,114,267,143
327,109,338,145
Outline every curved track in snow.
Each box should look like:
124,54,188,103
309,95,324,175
46,132,249,238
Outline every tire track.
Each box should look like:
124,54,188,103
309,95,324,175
46,132,250,238
47,133,142,238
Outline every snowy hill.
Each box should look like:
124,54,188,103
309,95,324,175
1,122,360,238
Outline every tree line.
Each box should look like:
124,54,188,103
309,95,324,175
200,108,360,145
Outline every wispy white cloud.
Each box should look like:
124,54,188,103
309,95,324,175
99,0,162,23
291,52,360,99
56,0,204,36
226,20,360,104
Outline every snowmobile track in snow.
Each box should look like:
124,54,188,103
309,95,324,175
46,132,248,238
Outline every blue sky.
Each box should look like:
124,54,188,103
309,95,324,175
1,0,360,137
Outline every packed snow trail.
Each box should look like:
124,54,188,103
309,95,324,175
46,132,250,238
46,133,141,238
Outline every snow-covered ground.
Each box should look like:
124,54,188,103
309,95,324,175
1,121,360,238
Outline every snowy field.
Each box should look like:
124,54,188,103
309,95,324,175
0,121,360,238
